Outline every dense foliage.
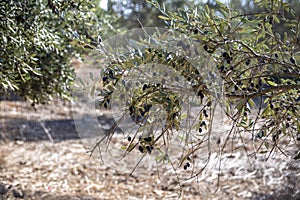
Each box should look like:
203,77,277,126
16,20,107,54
0,0,104,103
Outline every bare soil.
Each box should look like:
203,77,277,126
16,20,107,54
0,100,299,200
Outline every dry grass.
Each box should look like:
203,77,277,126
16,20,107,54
0,100,299,199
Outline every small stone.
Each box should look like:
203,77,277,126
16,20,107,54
13,189,24,198
0,183,7,195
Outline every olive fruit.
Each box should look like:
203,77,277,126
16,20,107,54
183,162,190,170
138,145,144,153
198,91,204,99
142,84,148,91
290,57,296,64
297,133,300,141
143,136,152,142
193,29,199,34
206,101,212,107
245,59,250,65
146,146,152,154
220,65,225,72
200,121,206,127
102,76,108,82
234,85,239,91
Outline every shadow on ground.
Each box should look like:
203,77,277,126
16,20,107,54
0,115,122,142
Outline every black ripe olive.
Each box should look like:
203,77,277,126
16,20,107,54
206,101,212,107
286,123,290,128
274,53,278,58
270,104,274,109
146,146,152,153
103,103,108,109
143,136,152,142
138,145,144,153
220,65,225,72
198,91,204,99
234,85,239,91
109,69,113,76
142,84,148,91
103,99,110,108
195,69,200,75
102,76,108,82
290,57,296,64
297,133,300,141
200,121,206,127
269,16,273,24
127,136,131,142
193,29,199,34
245,59,250,65
203,44,208,51
222,52,229,58
230,66,234,70
129,105,134,113
183,162,190,170
198,128,202,133
186,162,190,167
272,133,279,142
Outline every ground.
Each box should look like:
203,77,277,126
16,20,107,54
0,100,299,200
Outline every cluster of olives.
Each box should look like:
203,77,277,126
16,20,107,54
136,136,154,154
183,162,191,170
183,157,192,170
129,104,152,124
138,144,154,154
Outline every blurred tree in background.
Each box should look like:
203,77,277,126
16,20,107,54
103,0,199,28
